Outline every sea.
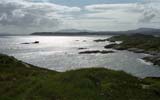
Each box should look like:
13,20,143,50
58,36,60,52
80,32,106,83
0,35,160,78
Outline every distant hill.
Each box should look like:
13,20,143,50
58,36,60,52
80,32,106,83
57,29,91,33
125,28,160,34
0,33,12,36
31,28,160,36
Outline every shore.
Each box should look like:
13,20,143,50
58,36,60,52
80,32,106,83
103,34,160,66
0,54,160,100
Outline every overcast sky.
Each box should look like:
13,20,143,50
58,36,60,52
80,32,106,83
0,0,160,34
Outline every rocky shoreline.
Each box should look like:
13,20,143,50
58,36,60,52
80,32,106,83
102,34,160,66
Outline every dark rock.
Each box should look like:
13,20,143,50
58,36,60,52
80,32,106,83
146,51,160,55
143,56,160,66
33,41,39,44
104,43,117,49
104,42,126,50
21,41,39,44
79,50,114,54
109,40,116,42
21,42,30,44
106,38,116,42
113,45,126,50
78,47,87,50
100,50,114,54
94,39,107,42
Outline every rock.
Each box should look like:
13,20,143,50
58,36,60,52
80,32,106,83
104,43,117,49
21,42,30,44
79,50,99,54
33,41,39,44
94,39,107,42
146,51,160,55
78,48,87,50
143,56,160,66
79,50,114,54
21,41,39,44
109,40,116,42
106,38,116,42
100,50,114,54
113,45,126,50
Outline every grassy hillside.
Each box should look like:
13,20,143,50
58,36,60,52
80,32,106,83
0,54,160,100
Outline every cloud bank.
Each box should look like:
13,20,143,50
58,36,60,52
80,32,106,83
0,0,159,34
0,0,81,34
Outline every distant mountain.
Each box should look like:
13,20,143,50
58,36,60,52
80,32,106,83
31,31,108,36
125,28,160,34
0,33,28,36
0,33,14,36
57,29,91,33
31,28,160,36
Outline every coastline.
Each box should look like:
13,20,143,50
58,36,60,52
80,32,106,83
0,53,160,100
103,34,160,66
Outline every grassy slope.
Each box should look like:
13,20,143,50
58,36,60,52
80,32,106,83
0,54,160,100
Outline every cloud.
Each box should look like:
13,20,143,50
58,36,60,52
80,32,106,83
138,0,160,23
139,11,156,23
0,0,160,34
0,0,81,33
84,3,146,17
85,1,160,24
84,3,142,24
85,3,139,12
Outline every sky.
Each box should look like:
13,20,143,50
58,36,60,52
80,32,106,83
0,0,160,34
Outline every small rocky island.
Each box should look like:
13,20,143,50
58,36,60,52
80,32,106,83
0,54,160,100
78,47,87,50
79,50,114,54
21,41,39,44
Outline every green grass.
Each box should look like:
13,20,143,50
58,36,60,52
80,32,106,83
0,54,160,100
107,34,160,51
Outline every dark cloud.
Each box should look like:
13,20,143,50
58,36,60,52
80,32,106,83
139,12,156,23
0,1,60,27
138,0,160,23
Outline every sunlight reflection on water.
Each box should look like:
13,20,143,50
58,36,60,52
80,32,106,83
0,35,160,78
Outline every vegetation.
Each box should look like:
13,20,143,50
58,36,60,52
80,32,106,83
0,54,160,100
107,34,160,52
106,34,160,66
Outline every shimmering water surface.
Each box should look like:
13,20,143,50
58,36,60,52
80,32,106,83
0,35,160,78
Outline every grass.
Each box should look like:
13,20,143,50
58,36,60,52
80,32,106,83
107,34,160,51
0,54,160,100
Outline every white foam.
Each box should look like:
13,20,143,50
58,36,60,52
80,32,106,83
137,58,153,65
